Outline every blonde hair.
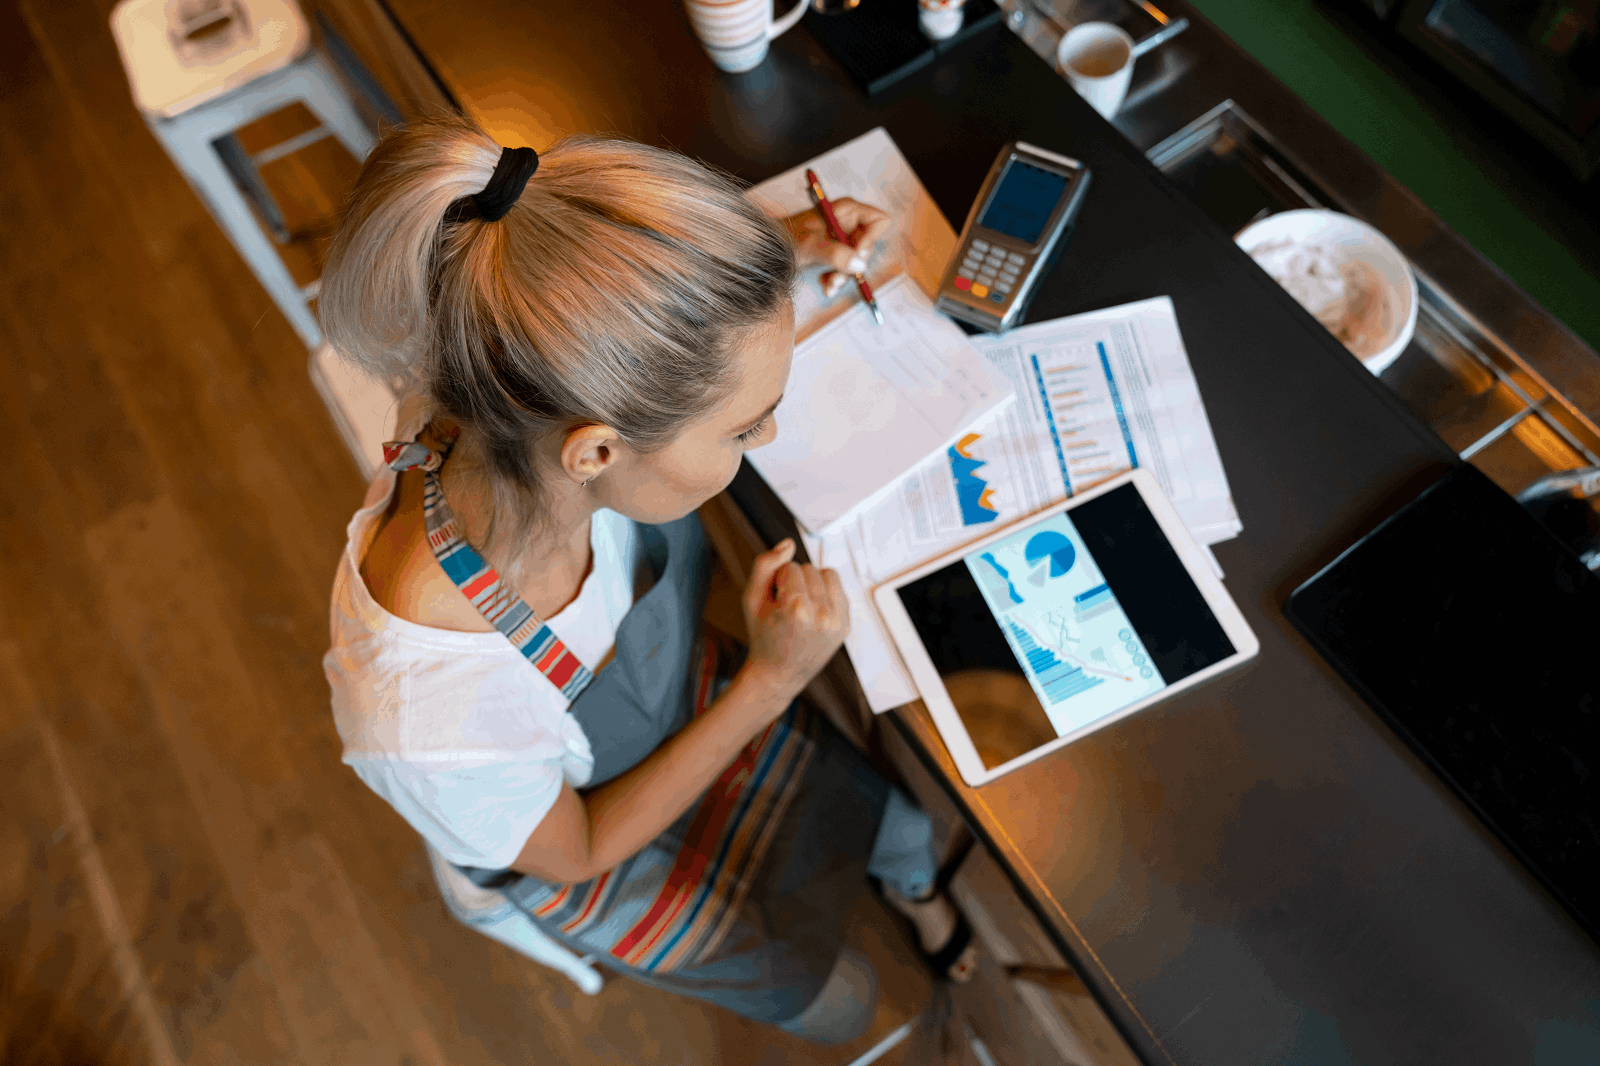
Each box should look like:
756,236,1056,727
320,113,796,561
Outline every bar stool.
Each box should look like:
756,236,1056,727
111,0,399,349
425,846,606,996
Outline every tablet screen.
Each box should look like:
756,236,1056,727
896,483,1236,768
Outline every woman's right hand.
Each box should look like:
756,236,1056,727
515,540,849,884
741,538,850,698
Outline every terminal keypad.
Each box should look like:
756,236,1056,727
952,240,1029,305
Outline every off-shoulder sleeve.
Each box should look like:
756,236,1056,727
330,633,596,870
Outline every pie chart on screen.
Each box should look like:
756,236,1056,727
1024,530,1075,585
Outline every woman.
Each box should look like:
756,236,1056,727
321,115,976,1040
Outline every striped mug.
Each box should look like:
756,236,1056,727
684,0,808,73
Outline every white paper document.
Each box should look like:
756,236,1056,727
745,275,1010,534
747,127,957,339
817,296,1241,712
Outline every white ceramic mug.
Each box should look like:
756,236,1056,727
1057,22,1135,120
918,0,967,40
685,0,809,73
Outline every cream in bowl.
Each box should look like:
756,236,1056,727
1236,209,1418,375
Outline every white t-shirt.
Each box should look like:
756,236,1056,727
324,463,645,869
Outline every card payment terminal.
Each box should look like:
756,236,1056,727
936,142,1091,332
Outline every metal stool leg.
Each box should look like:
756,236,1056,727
313,10,404,127
844,1019,919,1066
151,115,323,348
213,131,292,243
294,48,378,162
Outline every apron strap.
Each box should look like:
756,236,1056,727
382,423,595,701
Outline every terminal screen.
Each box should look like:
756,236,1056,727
896,484,1235,768
977,159,1070,244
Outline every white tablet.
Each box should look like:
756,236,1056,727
873,469,1259,786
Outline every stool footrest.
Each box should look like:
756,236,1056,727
251,124,334,167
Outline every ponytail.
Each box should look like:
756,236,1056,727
318,113,797,557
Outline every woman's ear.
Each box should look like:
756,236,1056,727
559,424,623,486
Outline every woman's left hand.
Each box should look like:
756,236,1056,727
784,199,892,296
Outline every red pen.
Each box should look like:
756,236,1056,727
805,168,884,326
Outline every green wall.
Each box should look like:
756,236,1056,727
1186,0,1600,353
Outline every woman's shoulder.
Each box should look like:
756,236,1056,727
351,396,489,633
359,469,497,634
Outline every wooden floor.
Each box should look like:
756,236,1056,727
0,1,956,1062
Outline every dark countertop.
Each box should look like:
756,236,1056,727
379,2,1600,1061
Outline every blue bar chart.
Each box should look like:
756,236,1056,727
1007,620,1104,703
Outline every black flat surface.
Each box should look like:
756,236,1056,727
1286,463,1600,946
389,3,1600,1061
804,0,1006,95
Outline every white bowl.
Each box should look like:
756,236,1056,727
1236,209,1418,376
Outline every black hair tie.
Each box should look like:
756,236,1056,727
444,145,539,224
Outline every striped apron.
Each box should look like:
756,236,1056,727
383,426,928,1024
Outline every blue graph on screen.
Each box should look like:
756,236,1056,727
1007,620,1104,704
1073,583,1115,621
1024,530,1076,578
977,552,1025,605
